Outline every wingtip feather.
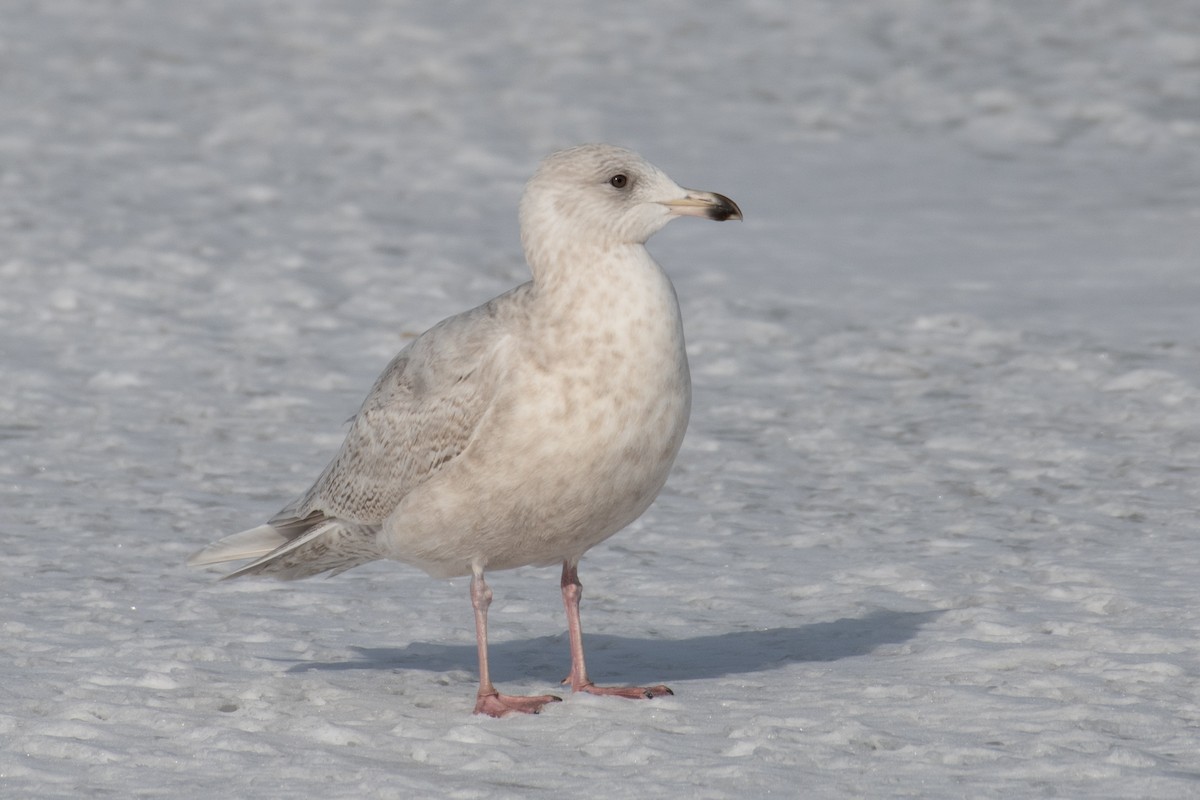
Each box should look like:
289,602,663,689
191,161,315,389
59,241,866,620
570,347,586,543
187,524,289,568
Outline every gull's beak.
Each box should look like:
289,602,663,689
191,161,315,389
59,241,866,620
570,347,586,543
660,190,743,222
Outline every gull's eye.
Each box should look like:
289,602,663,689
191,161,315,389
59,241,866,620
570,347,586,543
609,174,628,189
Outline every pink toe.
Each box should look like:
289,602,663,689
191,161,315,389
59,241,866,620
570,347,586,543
473,691,562,717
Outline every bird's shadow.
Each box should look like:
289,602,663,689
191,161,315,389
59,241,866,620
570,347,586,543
285,609,941,683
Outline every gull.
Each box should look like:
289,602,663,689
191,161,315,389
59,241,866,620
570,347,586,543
189,144,742,716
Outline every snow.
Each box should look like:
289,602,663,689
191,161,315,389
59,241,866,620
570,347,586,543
3,1,1200,797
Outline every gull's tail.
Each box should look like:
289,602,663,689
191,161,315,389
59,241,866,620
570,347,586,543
187,515,382,581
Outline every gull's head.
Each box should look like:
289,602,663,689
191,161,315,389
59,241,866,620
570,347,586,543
519,144,741,264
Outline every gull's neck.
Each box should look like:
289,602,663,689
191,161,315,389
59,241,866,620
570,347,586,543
521,233,686,377
527,237,658,292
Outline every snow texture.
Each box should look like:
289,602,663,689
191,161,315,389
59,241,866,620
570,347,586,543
3,1,1200,797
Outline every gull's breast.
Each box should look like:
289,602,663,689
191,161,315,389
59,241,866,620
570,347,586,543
381,248,691,576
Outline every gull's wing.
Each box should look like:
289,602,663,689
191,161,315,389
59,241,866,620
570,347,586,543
280,283,531,530
187,284,532,576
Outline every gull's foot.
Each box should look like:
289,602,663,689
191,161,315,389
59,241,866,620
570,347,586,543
473,691,562,717
569,681,674,700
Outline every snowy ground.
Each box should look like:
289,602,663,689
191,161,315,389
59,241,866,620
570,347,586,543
4,1,1200,797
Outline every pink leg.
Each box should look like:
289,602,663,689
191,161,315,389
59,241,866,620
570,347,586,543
470,568,561,717
560,560,673,700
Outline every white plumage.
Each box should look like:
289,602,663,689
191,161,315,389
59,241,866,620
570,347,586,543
189,144,741,716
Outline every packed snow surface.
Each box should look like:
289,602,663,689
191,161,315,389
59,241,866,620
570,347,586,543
3,2,1200,798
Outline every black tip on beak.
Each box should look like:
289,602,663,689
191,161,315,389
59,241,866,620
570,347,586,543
663,190,744,222
707,192,742,222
